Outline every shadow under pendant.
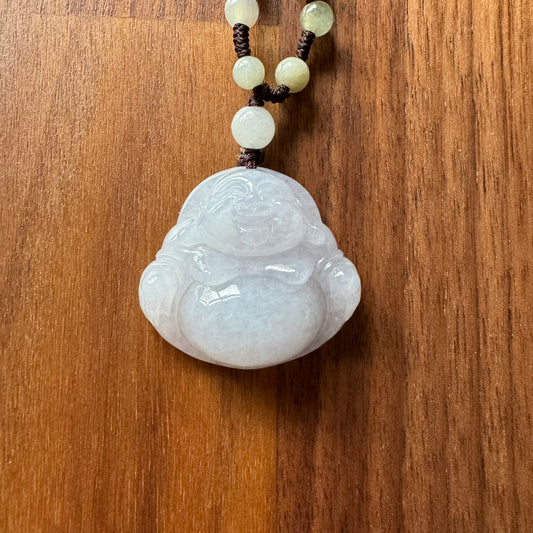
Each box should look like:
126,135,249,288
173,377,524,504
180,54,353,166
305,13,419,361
139,167,361,369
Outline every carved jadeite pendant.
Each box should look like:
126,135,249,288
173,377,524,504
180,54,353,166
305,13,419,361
139,167,361,369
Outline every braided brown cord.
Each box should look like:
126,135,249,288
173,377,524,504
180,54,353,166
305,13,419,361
268,84,291,103
247,83,291,107
237,148,265,169
296,30,316,61
233,23,251,57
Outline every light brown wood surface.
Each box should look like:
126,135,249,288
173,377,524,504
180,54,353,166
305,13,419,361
1,0,532,531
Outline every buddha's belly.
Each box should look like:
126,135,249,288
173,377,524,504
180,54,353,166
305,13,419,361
178,275,326,368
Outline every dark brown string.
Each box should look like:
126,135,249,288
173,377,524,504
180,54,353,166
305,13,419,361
233,23,251,57
296,30,316,61
237,148,265,169
247,83,291,107
268,84,291,103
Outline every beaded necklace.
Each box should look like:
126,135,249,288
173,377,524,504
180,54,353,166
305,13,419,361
139,1,361,369
228,0,334,168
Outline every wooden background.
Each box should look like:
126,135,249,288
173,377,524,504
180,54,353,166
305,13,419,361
1,0,532,531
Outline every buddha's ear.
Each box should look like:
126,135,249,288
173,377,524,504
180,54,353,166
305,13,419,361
305,223,336,249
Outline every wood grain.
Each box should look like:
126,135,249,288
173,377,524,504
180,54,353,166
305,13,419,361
1,1,532,531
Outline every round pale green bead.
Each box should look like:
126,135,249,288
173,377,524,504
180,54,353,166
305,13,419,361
275,57,310,93
225,0,259,28
231,106,275,149
300,1,334,37
233,56,265,90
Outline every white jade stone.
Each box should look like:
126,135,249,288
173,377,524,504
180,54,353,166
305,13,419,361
300,1,334,37
139,167,361,369
225,0,259,27
231,106,275,149
275,57,310,93
233,56,265,90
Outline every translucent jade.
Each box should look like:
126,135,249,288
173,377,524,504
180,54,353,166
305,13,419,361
275,57,310,93
224,0,259,28
139,167,361,369
233,56,265,90
300,1,334,37
231,106,275,149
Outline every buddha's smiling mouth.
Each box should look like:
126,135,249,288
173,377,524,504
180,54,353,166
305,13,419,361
234,216,274,246
234,213,271,227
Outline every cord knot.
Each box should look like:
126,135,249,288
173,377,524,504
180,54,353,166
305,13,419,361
247,83,291,107
237,148,265,169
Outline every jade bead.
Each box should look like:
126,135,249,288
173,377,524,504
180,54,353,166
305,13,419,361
233,56,265,90
231,106,275,149
275,57,310,93
225,0,259,28
300,1,334,37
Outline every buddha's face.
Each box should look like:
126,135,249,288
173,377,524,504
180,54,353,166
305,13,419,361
198,172,307,256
